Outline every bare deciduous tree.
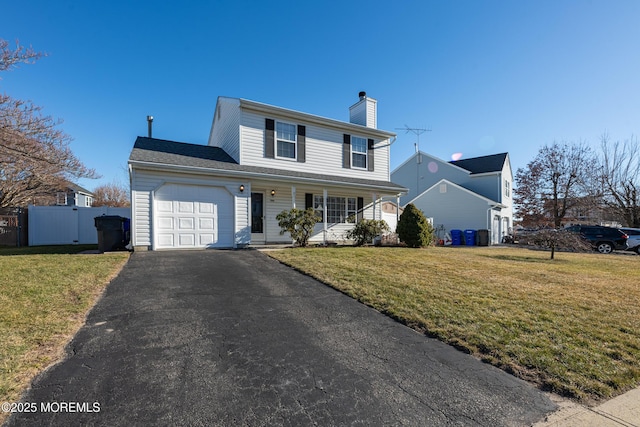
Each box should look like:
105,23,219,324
92,181,130,207
0,39,43,73
599,135,640,227
514,141,598,227
0,39,98,208
528,228,591,260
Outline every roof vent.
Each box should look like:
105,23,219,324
358,91,367,99
147,115,153,138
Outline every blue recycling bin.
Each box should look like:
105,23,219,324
464,229,477,246
450,229,463,246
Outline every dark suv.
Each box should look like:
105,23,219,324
565,225,629,254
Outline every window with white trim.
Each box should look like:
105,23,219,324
313,195,357,224
504,179,511,197
56,192,67,206
351,136,367,169
276,121,296,159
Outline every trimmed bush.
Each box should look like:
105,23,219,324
396,204,434,248
276,208,318,247
346,219,390,246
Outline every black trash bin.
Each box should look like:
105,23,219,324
95,215,125,252
477,229,489,246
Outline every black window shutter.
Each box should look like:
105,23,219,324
357,197,364,221
265,118,275,158
305,193,313,210
343,134,351,169
367,139,375,171
297,125,306,163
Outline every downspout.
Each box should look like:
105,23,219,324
487,206,493,244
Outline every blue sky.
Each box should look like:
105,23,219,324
3,1,639,191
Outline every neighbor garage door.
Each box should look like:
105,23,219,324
154,183,234,249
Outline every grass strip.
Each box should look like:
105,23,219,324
0,246,129,423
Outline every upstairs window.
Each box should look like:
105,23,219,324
276,121,296,159
351,136,367,169
504,179,511,197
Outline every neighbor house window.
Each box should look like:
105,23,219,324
313,195,357,223
504,180,511,197
276,121,296,159
85,197,92,207
56,192,67,206
351,136,367,169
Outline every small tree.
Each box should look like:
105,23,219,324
396,204,434,248
530,228,591,260
345,219,390,246
276,208,318,247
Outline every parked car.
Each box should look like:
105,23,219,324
620,228,640,254
564,225,629,254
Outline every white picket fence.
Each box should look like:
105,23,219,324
28,205,131,246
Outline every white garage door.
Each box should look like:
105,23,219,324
154,183,234,249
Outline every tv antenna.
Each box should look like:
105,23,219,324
396,125,431,153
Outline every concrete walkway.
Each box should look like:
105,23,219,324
7,250,556,426
535,387,640,427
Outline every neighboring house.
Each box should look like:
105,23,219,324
55,182,95,207
128,93,407,250
391,151,513,244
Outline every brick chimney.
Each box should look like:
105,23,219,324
349,91,377,128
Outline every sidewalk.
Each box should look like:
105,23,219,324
535,386,640,426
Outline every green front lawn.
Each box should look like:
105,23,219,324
0,246,129,423
268,246,640,403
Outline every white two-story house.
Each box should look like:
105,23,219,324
128,93,407,250
391,151,513,244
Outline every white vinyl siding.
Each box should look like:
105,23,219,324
239,110,390,182
208,97,241,163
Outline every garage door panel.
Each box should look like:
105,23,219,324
199,218,214,230
157,201,173,213
157,217,174,230
158,234,174,247
178,218,195,230
179,234,195,246
154,184,233,249
199,202,214,214
199,234,215,245
178,202,194,213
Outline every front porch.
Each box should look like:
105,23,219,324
246,180,403,246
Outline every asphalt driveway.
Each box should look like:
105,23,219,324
7,250,556,426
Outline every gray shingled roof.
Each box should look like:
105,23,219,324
450,153,508,174
129,137,407,193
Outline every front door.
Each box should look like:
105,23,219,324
251,192,265,243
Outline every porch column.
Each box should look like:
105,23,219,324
372,192,378,220
323,188,328,245
396,194,401,224
291,186,296,209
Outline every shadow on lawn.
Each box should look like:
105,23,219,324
479,253,569,263
0,245,99,256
